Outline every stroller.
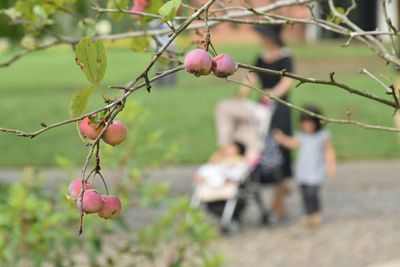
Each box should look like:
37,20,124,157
191,98,280,233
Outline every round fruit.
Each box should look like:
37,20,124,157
184,49,213,76
68,178,91,199
212,54,237,78
98,195,122,219
77,189,104,214
102,120,127,146
79,116,104,140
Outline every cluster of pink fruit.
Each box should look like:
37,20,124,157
68,179,122,219
184,49,237,78
66,115,127,220
130,0,151,13
79,116,127,146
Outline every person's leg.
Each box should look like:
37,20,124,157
300,185,323,227
309,185,322,225
270,169,290,219
300,184,314,215
299,184,316,227
270,148,292,218
270,180,290,218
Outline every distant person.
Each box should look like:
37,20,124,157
234,24,295,220
273,105,336,227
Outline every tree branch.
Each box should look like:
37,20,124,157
237,63,397,108
227,78,400,133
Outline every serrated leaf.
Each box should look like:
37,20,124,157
75,38,107,87
159,0,181,22
69,85,94,119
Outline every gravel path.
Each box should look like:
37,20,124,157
1,160,400,267
214,160,400,267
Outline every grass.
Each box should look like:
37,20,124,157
0,42,398,167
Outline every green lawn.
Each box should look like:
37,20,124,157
0,42,398,167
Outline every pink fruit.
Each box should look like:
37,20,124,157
134,0,150,8
212,54,237,78
184,49,213,76
102,120,127,146
98,195,122,219
79,116,104,140
68,178,91,198
77,189,104,214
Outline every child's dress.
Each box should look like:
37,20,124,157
295,129,331,185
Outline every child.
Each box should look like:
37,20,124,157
194,141,247,188
273,106,336,227
193,141,248,226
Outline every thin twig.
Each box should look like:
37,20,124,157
360,68,392,93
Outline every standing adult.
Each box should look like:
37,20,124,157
236,24,294,219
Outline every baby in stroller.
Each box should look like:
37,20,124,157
192,141,248,231
192,96,273,233
194,141,247,188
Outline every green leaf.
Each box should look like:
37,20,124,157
69,85,94,118
159,0,181,22
75,38,107,87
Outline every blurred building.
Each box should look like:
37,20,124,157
192,0,399,44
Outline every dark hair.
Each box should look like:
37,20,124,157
299,105,323,132
233,141,246,156
253,24,284,47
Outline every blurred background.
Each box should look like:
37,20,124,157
0,0,400,266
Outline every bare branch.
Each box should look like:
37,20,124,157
360,68,392,93
328,0,400,67
237,63,397,108
227,78,400,133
